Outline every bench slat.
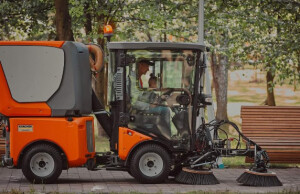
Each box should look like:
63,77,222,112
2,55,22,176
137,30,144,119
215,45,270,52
243,117,300,120
0,128,4,157
242,115,300,118
244,129,300,132
242,106,300,109
246,137,300,141
243,126,300,129
242,112,300,115
242,114,300,118
243,122,300,125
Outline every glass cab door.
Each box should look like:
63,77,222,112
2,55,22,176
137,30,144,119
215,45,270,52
125,49,197,150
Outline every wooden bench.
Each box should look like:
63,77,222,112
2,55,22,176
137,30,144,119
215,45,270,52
241,106,300,163
0,127,5,158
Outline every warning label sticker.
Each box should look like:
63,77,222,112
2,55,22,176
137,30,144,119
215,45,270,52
18,125,33,132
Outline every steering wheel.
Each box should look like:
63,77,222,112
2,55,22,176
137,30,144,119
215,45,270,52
160,88,192,107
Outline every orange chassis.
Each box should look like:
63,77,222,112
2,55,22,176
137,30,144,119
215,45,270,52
0,41,152,172
7,117,152,168
9,117,95,168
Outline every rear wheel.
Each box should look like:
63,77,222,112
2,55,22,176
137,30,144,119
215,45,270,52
130,144,170,183
22,144,62,184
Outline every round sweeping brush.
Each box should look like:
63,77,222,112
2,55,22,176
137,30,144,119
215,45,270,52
175,167,219,185
237,169,282,187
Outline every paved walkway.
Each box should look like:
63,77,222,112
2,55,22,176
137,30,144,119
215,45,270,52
0,167,299,193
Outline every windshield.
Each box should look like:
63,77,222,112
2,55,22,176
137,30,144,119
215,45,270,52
124,49,198,150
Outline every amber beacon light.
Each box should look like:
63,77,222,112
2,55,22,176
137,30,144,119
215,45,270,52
104,25,113,37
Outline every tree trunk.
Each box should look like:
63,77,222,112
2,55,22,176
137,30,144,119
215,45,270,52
297,51,300,91
94,9,108,137
83,1,92,41
146,32,153,42
265,14,278,105
211,52,228,121
266,69,276,106
54,0,74,41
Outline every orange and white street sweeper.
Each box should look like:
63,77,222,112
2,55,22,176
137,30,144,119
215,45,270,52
0,33,281,186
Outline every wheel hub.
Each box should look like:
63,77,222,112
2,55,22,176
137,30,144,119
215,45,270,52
139,152,163,177
147,161,154,167
30,152,54,177
39,161,46,168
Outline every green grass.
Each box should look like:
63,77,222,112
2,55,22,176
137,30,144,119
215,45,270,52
227,78,300,106
222,157,249,168
228,95,264,103
0,190,65,194
95,136,110,152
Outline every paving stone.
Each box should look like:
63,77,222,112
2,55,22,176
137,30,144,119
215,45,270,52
0,168,300,193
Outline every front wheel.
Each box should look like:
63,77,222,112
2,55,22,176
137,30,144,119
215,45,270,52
22,144,63,184
130,144,171,184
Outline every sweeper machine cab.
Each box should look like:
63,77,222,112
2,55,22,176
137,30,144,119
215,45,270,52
0,40,281,186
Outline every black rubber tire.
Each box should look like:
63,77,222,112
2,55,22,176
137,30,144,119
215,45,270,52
130,144,171,184
21,144,62,184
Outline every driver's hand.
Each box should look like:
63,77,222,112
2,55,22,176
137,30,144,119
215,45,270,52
161,95,169,100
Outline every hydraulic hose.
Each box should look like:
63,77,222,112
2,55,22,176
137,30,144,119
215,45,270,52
220,120,262,150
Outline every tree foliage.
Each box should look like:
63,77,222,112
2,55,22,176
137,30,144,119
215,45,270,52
115,0,198,42
0,0,54,40
1,0,299,108
220,0,300,104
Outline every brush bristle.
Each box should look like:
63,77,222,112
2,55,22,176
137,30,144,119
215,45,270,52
237,171,282,187
175,169,219,185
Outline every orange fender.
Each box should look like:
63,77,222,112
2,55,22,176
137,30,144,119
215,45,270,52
118,127,152,160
